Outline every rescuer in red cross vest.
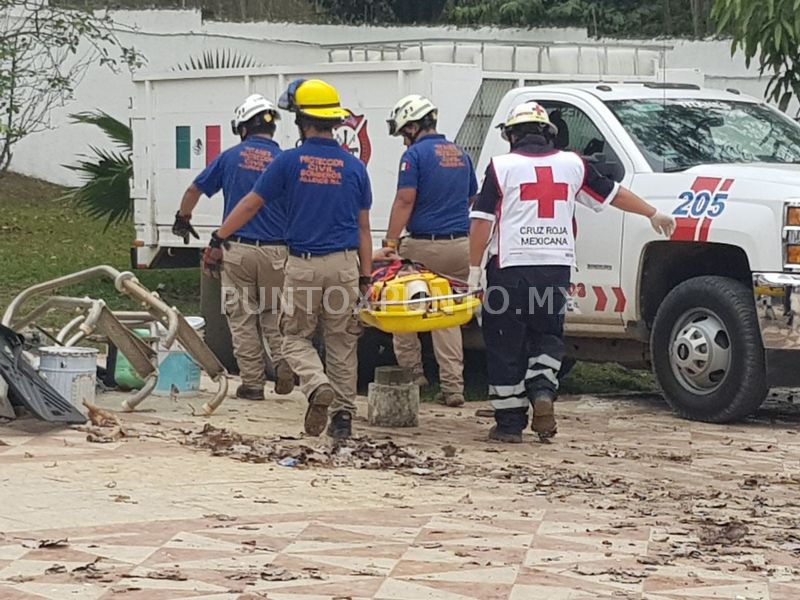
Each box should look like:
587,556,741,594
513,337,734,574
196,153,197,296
468,100,676,443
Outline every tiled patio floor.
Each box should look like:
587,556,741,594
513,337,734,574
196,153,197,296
0,383,798,599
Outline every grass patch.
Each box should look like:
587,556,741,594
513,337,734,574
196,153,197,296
0,172,201,328
417,349,656,402
560,361,656,394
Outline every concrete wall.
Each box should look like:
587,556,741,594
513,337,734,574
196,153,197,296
7,10,782,185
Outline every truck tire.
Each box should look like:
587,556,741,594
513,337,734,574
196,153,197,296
651,276,767,423
357,327,396,390
199,271,238,374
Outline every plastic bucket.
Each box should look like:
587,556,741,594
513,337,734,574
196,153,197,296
114,328,150,391
153,317,204,397
39,346,98,412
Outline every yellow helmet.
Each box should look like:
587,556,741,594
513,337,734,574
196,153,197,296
279,79,350,121
498,101,558,139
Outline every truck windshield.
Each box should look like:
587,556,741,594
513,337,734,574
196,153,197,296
606,98,800,172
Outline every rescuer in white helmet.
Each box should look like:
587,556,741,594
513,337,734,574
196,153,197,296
469,100,675,443
173,93,295,401
384,94,478,407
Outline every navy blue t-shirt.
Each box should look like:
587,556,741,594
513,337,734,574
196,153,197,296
251,137,372,255
397,134,478,236
193,136,285,241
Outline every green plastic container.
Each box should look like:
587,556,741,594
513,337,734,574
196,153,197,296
114,328,150,391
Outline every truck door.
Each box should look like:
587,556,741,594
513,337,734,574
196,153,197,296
533,96,630,327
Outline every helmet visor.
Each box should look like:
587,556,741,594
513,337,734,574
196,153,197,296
387,118,398,136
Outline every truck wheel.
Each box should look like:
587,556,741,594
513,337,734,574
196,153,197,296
357,327,396,391
200,271,238,374
651,276,767,423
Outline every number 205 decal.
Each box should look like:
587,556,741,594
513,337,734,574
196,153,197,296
672,190,727,218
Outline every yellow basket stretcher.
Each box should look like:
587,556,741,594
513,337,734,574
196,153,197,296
359,267,481,334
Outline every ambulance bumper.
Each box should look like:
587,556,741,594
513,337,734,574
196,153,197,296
753,272,800,387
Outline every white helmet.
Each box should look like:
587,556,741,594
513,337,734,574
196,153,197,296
498,101,557,140
387,94,438,136
231,94,280,135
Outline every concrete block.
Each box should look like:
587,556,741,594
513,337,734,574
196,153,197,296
368,367,419,428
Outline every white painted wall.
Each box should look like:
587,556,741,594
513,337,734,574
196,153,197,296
7,9,787,185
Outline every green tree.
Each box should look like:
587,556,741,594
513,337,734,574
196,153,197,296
446,0,711,38
712,0,800,112
0,0,142,173
61,111,133,229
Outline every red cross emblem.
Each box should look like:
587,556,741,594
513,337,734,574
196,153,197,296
520,167,568,218
532,104,547,117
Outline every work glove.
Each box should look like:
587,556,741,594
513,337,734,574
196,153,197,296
650,211,676,237
467,265,483,294
172,211,199,244
202,230,229,279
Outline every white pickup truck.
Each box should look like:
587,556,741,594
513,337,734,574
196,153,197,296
130,43,800,422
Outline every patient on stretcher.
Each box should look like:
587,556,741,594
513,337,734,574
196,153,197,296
360,248,478,334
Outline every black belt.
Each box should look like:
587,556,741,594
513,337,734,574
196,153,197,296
230,236,285,246
408,233,468,241
289,248,358,259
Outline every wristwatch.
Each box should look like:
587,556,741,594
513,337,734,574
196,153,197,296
359,275,372,287
209,230,227,248
381,238,399,249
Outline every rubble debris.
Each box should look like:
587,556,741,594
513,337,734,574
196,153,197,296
45,564,67,575
182,424,459,477
84,401,120,428
26,538,69,549
698,521,749,546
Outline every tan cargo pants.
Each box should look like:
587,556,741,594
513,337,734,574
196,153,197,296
280,250,361,415
394,236,470,395
221,242,287,387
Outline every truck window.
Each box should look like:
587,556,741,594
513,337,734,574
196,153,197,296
606,98,800,172
540,101,625,182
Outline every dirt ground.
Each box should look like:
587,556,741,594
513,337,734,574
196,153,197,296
0,379,799,600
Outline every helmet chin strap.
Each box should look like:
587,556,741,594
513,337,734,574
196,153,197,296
295,115,306,144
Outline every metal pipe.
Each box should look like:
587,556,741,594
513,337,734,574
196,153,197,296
114,272,179,347
65,331,87,347
201,374,229,416
7,296,97,331
2,266,122,327
120,374,159,412
369,292,479,307
56,315,86,344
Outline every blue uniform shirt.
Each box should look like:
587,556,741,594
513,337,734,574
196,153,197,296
251,137,372,255
193,136,285,241
397,134,478,236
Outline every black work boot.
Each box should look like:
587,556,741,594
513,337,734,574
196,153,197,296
488,407,527,444
305,384,335,436
236,384,264,401
326,411,352,440
274,359,295,395
531,392,557,441
488,425,523,443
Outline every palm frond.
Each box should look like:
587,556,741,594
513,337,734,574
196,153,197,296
62,111,134,230
68,111,132,151
172,49,264,71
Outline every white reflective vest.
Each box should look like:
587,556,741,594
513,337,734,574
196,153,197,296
471,150,619,268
